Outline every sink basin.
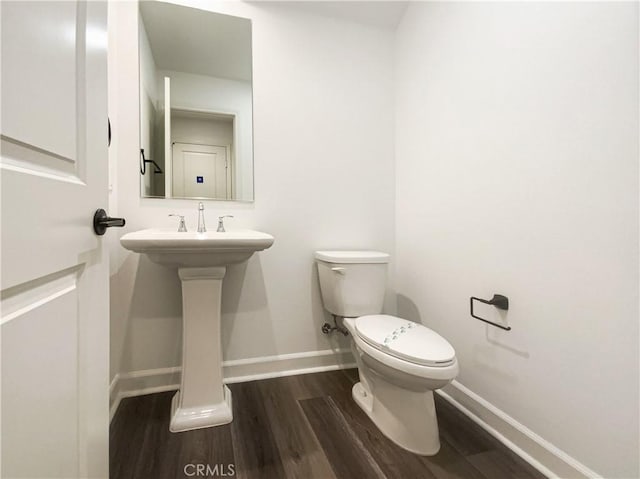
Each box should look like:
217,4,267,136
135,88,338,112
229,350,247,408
119,227,274,432
120,228,274,267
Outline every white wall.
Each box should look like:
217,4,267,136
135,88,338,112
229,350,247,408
171,115,233,148
108,1,395,385
394,3,639,478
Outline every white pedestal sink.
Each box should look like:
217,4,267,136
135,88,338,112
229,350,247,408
120,228,274,432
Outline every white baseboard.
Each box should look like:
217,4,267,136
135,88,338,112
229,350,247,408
437,380,602,479
109,348,355,422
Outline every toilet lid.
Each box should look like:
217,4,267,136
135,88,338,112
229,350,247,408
355,315,456,367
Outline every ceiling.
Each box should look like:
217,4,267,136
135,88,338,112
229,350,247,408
140,1,409,82
268,1,409,30
140,2,253,82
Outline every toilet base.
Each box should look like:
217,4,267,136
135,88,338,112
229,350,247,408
352,378,441,456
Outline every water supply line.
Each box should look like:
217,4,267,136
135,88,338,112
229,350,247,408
321,314,349,336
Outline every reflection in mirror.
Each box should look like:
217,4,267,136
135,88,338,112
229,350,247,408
139,1,253,201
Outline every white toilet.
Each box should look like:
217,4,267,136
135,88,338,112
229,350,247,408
315,250,458,456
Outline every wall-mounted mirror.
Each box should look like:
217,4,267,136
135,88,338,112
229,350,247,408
139,1,253,201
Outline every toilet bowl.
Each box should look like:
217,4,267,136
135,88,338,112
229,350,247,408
315,251,458,455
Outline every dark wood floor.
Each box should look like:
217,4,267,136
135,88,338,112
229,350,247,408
110,369,546,479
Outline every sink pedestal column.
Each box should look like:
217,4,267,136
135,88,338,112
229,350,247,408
170,266,232,432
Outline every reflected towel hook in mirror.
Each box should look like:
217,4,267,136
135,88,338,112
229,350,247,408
140,149,163,175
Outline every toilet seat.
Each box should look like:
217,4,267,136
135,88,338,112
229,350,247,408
355,315,456,368
351,330,458,381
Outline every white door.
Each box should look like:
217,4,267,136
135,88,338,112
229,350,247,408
1,2,109,478
172,143,230,199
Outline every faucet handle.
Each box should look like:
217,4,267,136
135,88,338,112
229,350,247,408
168,214,187,232
216,215,234,233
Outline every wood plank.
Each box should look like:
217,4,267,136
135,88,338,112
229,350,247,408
300,396,387,479
229,381,286,479
290,369,473,479
130,391,183,479
294,369,476,479
434,395,500,456
257,377,336,479
418,438,489,479
467,449,547,479
109,394,155,479
288,368,358,403
176,423,235,479
110,371,549,479
325,386,438,478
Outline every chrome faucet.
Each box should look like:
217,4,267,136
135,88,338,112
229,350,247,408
197,202,206,233
217,215,234,233
168,214,187,232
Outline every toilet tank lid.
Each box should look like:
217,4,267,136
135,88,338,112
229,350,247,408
315,250,390,264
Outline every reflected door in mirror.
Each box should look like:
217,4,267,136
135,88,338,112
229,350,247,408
172,143,231,200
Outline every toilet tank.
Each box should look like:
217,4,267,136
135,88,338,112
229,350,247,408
315,251,390,317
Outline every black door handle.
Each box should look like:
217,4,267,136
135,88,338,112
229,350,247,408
93,209,126,235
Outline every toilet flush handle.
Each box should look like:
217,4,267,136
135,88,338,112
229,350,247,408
331,267,346,275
